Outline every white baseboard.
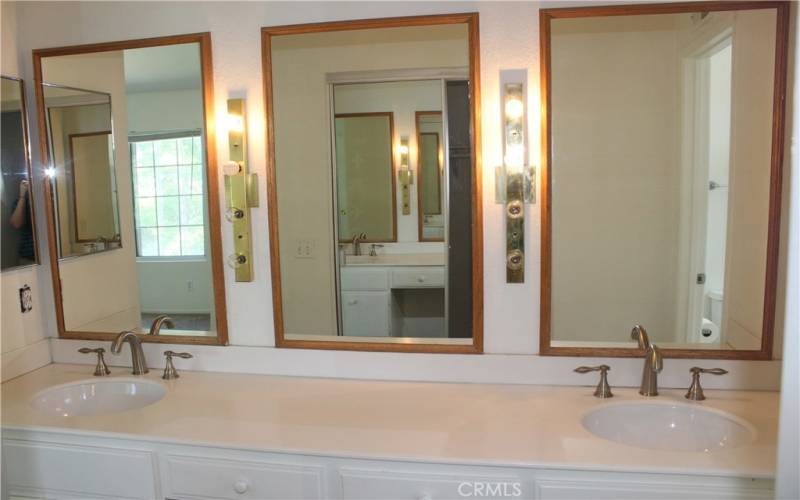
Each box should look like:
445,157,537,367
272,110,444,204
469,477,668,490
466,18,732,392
2,339,52,382
50,338,782,391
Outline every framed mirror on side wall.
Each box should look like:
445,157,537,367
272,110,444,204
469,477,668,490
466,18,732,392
539,2,789,359
1,76,39,271
263,14,483,353
33,33,228,345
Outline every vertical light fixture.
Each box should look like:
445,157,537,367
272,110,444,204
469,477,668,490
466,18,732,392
398,136,412,215
224,98,258,282
503,81,526,283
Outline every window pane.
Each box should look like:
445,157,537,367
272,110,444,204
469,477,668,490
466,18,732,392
178,165,194,195
138,227,159,256
181,226,205,256
178,137,194,165
155,166,179,196
180,195,204,225
136,197,157,227
191,164,204,194
158,227,181,256
154,139,178,166
193,136,203,164
157,196,180,226
135,167,156,197
134,142,154,167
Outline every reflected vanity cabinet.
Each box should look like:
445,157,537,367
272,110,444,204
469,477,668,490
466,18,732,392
2,429,773,500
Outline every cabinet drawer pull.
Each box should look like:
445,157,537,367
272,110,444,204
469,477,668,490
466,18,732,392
233,478,249,494
417,276,426,282
347,299,358,305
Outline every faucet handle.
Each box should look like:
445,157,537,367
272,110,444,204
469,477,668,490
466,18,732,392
574,365,613,398
685,367,728,401
162,351,193,380
78,347,111,376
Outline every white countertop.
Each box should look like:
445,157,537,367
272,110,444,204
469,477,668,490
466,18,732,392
0,364,778,478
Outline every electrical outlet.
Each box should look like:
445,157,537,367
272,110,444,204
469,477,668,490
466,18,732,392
295,239,315,259
19,285,32,313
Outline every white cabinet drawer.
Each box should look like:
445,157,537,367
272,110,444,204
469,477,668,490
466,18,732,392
339,468,530,500
391,267,445,288
165,454,323,500
342,291,390,336
534,472,773,500
2,439,156,499
341,268,389,291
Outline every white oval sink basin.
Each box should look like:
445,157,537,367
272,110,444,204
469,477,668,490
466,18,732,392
582,402,755,452
31,378,166,417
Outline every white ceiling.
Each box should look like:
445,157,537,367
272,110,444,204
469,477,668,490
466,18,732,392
123,43,201,94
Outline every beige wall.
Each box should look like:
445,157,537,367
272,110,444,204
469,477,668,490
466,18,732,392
550,15,682,344
42,51,142,332
722,9,777,350
272,25,467,336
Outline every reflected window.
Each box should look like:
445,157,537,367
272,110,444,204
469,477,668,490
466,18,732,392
130,134,205,257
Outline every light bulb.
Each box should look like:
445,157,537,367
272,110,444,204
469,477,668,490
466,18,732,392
505,98,524,120
226,113,244,133
398,144,409,155
44,167,56,178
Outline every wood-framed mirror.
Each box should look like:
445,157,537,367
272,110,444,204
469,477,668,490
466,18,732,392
416,111,445,243
263,13,483,353
540,2,789,359
33,33,229,345
1,75,40,271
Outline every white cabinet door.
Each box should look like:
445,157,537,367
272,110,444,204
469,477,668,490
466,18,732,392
341,291,390,336
2,439,157,500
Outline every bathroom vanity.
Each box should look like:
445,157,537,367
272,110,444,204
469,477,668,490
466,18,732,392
339,256,446,338
1,365,778,500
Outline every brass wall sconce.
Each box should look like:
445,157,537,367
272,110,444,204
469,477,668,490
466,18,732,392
398,136,412,215
224,98,258,282
496,71,533,283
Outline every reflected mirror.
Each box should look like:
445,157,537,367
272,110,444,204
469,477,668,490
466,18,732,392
265,15,482,352
36,34,228,344
44,85,119,257
416,111,444,242
1,76,38,270
541,3,787,358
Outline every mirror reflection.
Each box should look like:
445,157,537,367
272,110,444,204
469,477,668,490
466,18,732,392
41,42,218,338
44,86,119,257
547,8,780,351
1,76,38,270
416,111,444,242
270,22,476,345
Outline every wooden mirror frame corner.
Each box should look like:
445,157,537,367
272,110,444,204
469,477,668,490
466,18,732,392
33,32,229,346
539,1,789,360
262,13,483,354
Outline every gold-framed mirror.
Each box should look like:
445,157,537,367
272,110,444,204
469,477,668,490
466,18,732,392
540,2,789,359
1,75,40,271
263,14,483,353
34,33,228,345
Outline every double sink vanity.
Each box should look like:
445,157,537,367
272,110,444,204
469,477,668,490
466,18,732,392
1,361,778,500
0,1,791,499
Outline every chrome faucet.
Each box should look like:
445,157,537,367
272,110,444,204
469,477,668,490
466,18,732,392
631,324,663,396
351,232,367,256
111,330,148,375
149,314,176,336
